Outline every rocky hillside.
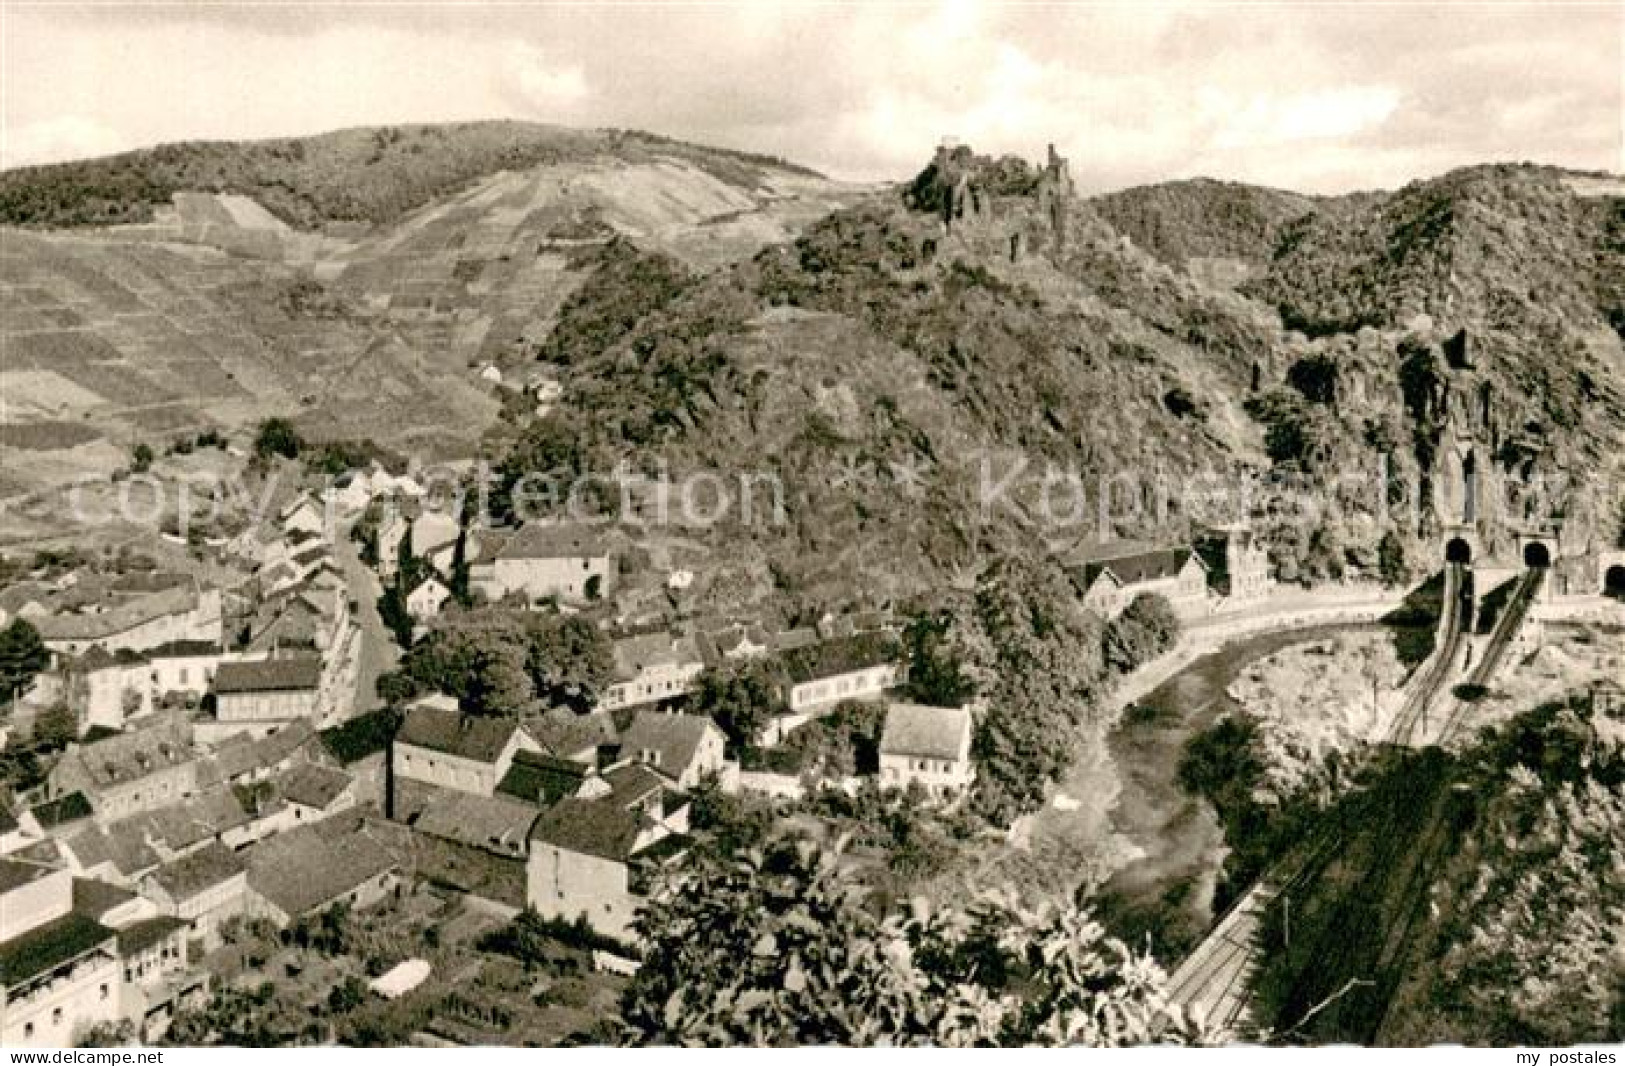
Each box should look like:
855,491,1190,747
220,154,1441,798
3,125,1620,588
494,148,1625,619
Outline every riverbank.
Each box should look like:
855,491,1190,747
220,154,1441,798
1022,585,1406,954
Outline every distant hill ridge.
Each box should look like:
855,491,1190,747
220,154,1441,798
0,120,822,230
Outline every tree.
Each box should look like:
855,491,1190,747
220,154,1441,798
693,661,783,754
0,618,49,699
620,839,1223,1046
377,585,415,649
130,442,154,473
1286,353,1339,406
948,559,1107,823
447,526,471,608
253,417,304,460
397,606,607,716
1102,593,1180,675
902,610,974,708
1377,530,1409,587
525,614,611,708
32,703,77,750
327,977,369,1015
76,1019,135,1047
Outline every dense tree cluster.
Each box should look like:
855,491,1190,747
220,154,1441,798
380,605,611,715
0,618,49,699
940,559,1108,824
619,838,1223,1046
253,417,304,461
1102,593,1181,675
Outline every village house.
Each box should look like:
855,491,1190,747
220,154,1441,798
375,507,413,581
68,640,224,733
1069,542,1209,620
208,656,323,739
69,876,147,929
47,720,198,821
497,750,610,806
68,649,155,733
244,817,401,929
1194,526,1272,603
617,711,734,793
696,622,772,664
196,720,316,790
309,709,395,810
525,793,689,941
115,914,188,1001
20,793,94,842
878,702,975,796
485,523,612,604
0,859,121,1047
52,823,162,887
410,511,461,566
139,842,247,960
36,582,222,660
393,697,540,799
409,790,540,908
274,763,356,825
115,914,193,1039
520,710,617,766
406,576,452,622
601,633,706,712
781,633,904,715
279,494,327,540
147,640,224,702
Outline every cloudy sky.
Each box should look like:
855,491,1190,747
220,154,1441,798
3,2,1620,193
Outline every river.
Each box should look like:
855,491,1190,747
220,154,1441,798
1088,623,1376,956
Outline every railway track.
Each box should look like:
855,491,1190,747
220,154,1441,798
1386,563,1468,746
1169,565,1474,1033
1433,566,1544,744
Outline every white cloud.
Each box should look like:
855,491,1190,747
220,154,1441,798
1208,86,1403,150
3,115,128,170
503,43,590,113
1,3,1616,192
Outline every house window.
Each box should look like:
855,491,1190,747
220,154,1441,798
23,1023,32,1038
53,1008,62,1025
101,983,109,1000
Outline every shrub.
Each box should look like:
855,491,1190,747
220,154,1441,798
254,417,304,460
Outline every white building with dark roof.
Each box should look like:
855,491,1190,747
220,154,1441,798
0,859,121,1047
617,711,733,792
601,633,706,712
210,656,323,738
393,697,540,798
526,791,688,941
139,842,247,959
1069,542,1208,620
486,523,612,604
879,702,974,796
244,816,401,929
47,720,197,821
36,583,222,660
